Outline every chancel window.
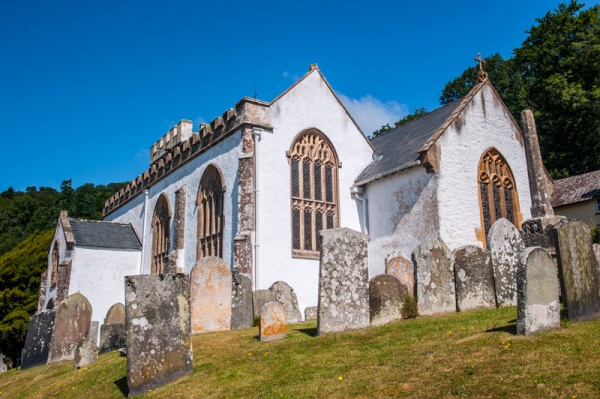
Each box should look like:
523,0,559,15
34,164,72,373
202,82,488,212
197,165,225,259
479,148,521,238
290,129,339,258
151,194,171,274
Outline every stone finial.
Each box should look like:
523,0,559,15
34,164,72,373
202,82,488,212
309,63,318,71
521,110,554,218
474,53,488,83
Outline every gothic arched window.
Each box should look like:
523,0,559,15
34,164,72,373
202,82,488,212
151,194,171,274
197,165,225,259
478,148,521,238
289,129,339,258
51,241,59,288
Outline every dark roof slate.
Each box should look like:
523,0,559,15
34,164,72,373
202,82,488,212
355,100,463,184
551,169,600,207
69,219,142,250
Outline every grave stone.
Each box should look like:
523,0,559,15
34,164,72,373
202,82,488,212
253,289,276,319
453,245,496,311
73,338,98,369
488,218,524,307
304,306,318,320
386,255,414,296
21,310,56,370
259,301,287,342
413,237,455,315
0,354,6,374
594,244,600,279
105,303,125,325
231,271,253,329
270,281,302,323
190,256,232,333
47,293,92,364
517,247,560,335
369,274,407,326
88,321,99,344
125,274,192,397
317,228,370,335
99,324,126,354
554,219,600,320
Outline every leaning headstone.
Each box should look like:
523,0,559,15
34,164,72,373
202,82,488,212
304,306,318,320
317,228,370,335
105,303,125,325
386,255,414,296
488,218,525,307
554,219,600,320
73,338,98,369
453,245,496,311
190,257,232,333
253,289,276,319
517,247,560,335
369,274,407,326
259,302,287,342
21,310,56,370
47,293,92,364
231,271,253,329
125,274,192,397
269,281,303,323
88,321,99,344
413,237,455,315
99,324,126,354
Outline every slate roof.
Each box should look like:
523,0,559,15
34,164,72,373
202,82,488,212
68,219,142,250
354,100,463,185
551,169,600,207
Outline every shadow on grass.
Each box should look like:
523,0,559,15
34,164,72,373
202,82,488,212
114,376,129,397
485,323,517,335
296,327,318,337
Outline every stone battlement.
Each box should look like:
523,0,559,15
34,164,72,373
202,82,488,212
150,120,193,165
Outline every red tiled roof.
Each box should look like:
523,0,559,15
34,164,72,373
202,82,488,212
551,170,600,207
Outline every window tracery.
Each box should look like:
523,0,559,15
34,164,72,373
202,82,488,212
197,165,225,259
151,194,171,274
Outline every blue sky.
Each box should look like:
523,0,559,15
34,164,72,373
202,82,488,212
2,0,597,192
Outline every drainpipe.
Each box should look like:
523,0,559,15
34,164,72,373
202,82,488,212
140,189,149,274
251,127,265,291
350,186,369,235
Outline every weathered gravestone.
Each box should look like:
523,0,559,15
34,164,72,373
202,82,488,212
270,281,302,323
517,247,560,335
99,303,126,354
594,244,600,280
386,255,414,296
413,237,455,315
125,274,192,397
488,218,524,307
47,293,92,364
21,310,56,370
453,245,496,311
259,301,287,342
554,219,600,320
369,274,407,326
304,306,318,320
190,256,232,333
253,289,276,319
0,355,6,374
317,228,370,335
88,321,99,344
231,271,253,329
73,338,98,369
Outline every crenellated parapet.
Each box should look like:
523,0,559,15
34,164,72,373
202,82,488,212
103,97,271,217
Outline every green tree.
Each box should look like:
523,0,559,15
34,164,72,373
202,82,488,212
371,108,430,138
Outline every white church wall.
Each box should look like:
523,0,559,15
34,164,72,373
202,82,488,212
436,84,532,250
68,246,140,327
104,131,243,274
255,70,374,314
365,166,439,278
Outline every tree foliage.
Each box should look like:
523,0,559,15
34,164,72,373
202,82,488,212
371,107,429,138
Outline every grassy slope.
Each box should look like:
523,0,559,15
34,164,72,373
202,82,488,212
1,307,599,398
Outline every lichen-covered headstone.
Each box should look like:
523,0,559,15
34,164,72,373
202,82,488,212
73,338,98,369
231,271,253,329
269,281,302,323
317,228,369,335
453,245,496,311
517,247,560,335
88,321,99,344
190,256,232,333
554,219,600,320
369,274,407,326
47,293,92,364
259,301,287,342
594,244,600,280
21,310,56,370
125,274,192,397
488,218,524,307
105,303,125,325
413,237,455,315
304,306,318,320
386,256,414,296
253,289,276,319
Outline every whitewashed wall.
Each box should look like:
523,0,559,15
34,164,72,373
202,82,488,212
436,85,532,250
256,70,374,314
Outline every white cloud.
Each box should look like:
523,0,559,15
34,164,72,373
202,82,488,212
337,93,408,136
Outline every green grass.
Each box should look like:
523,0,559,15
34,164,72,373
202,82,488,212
1,307,599,398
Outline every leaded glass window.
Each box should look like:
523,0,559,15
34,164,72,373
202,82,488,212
197,165,225,259
151,194,171,274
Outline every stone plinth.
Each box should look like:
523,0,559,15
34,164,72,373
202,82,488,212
453,245,496,312
21,310,56,370
259,301,287,342
47,293,92,364
231,271,253,329
269,281,302,323
190,256,232,333
369,274,406,326
413,237,455,315
317,228,369,335
73,338,98,369
488,218,524,306
386,256,414,296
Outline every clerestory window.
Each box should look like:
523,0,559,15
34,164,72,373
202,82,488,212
197,164,225,259
289,129,339,258
151,194,171,274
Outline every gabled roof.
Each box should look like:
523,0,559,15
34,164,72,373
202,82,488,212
551,169,600,207
68,219,142,250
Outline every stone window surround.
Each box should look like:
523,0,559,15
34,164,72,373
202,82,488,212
197,164,226,260
151,193,171,274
